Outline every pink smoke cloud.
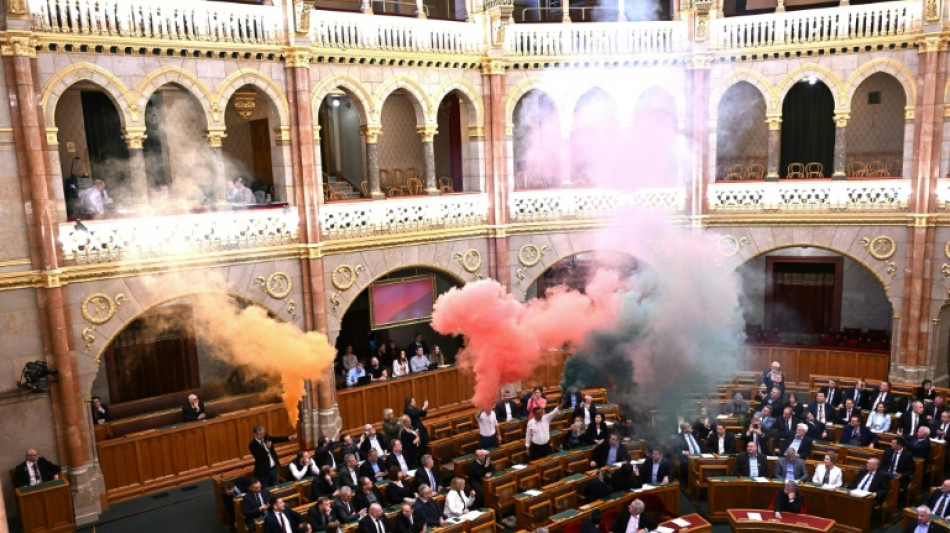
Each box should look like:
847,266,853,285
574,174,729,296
430,270,623,410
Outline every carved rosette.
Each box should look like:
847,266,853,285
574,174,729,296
256,272,297,320
515,244,550,287
82,293,127,356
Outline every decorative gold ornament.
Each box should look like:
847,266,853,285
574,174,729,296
859,236,897,260
943,242,950,261
257,272,293,299
286,299,298,321
927,0,940,21
295,2,312,33
81,293,126,352
718,236,750,257
886,261,897,278
331,264,366,291
233,91,258,120
8,0,26,15
330,292,342,312
455,249,482,279
518,244,549,268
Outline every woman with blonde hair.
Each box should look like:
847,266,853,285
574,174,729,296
443,477,476,519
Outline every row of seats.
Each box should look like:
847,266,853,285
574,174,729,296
96,392,267,440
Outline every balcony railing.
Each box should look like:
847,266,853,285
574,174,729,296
28,0,284,44
509,187,685,222
505,21,687,57
319,193,490,239
310,10,482,54
707,179,910,211
59,207,299,264
711,1,919,50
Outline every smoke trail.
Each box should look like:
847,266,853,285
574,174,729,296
430,270,624,410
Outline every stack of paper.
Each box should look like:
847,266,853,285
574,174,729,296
851,489,871,497
746,512,763,521
754,477,770,483
655,527,676,533
511,464,527,470
820,484,837,490
460,511,483,521
671,518,691,527
524,489,542,497
700,453,715,458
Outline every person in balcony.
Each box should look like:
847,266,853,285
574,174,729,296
392,351,410,378
409,347,429,373
227,177,255,204
79,179,109,218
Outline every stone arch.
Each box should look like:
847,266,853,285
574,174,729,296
710,69,775,117
133,66,217,127
776,64,847,110
311,73,373,125
434,78,485,128
845,59,917,112
505,77,561,132
568,86,615,115
516,243,639,295
215,69,291,128
631,82,687,128
374,76,432,125
331,263,467,322
737,243,892,295
41,62,133,129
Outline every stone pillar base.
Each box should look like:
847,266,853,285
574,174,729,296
371,191,386,200
427,188,440,196
311,405,343,440
889,364,936,384
69,461,105,526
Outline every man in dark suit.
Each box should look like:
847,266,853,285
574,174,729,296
609,498,658,533
573,395,597,427
591,434,629,468
933,411,950,441
332,487,362,524
777,423,813,460
354,477,386,512
495,392,520,422
705,423,737,455
359,504,390,533
415,454,442,493
13,449,60,488
881,437,915,487
358,449,387,481
760,387,786,413
843,379,869,410
869,381,896,413
563,387,584,410
307,497,334,532
580,510,603,533
926,479,950,518
772,448,808,482
249,425,296,488
906,506,941,533
639,449,671,485
808,393,832,425
263,496,303,533
359,425,388,458
412,485,444,527
836,399,863,426
900,401,926,437
840,415,874,446
908,426,933,459
467,449,492,507
803,411,828,441
386,440,415,474
91,396,111,425
820,379,843,408
733,441,768,478
847,458,889,504
241,479,271,533
774,407,799,445
314,430,341,471
182,393,208,423
338,454,361,491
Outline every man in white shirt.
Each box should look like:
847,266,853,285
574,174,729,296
13,449,60,488
910,506,938,533
476,409,502,449
79,179,108,217
409,347,430,373
609,499,658,533
227,177,255,204
526,402,561,460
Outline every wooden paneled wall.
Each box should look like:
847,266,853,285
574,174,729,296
741,345,890,384
97,403,294,503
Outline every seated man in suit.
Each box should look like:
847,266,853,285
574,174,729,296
926,479,950,518
386,440,415,474
264,496,302,533
495,392,520,422
845,379,870,410
773,447,808,483
820,378,843,409
673,423,704,482
706,422,737,455
908,426,933,459
639,448,671,485
733,441,768,478
358,449,387,482
307,497,335,532
802,411,828,441
836,399,862,426
847,457,889,504
907,506,941,533
591,434,629,469
415,454,443,494
338,454,361,491
393,503,417,533
773,407,799,448
333,486,363,524
412,484,444,527
91,396,111,425
900,401,927,437
881,437,915,487
609,498,658,533
359,503,389,533
614,415,635,443
182,393,208,422
778,423,813,460
13,448,60,488
868,381,896,413
808,392,832,425
580,509,603,533
355,478,386,513
241,478,271,533
840,415,874,447
726,392,751,418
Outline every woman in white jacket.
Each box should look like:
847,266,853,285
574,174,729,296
444,477,476,519
866,402,891,433
811,453,843,487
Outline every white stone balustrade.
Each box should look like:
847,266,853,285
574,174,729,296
29,0,284,44
509,187,685,222
712,1,919,50
936,182,950,209
707,179,910,211
319,194,490,238
59,207,299,264
505,21,687,57
310,10,482,54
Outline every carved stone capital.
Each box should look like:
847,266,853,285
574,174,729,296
285,48,313,68
765,113,783,131
46,127,59,146
482,59,507,76
274,126,291,142
468,124,485,139
833,110,850,129
122,127,148,150
920,36,947,53
0,33,36,57
417,124,438,142
206,127,228,148
360,124,382,144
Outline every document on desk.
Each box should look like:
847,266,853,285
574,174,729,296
460,511,483,521
700,453,715,458
632,459,646,465
640,484,655,490
716,414,729,419
746,512,763,521
655,527,676,533
511,464,527,470
754,477,770,483
850,489,871,497
524,489,542,496
670,518,691,527
820,484,837,490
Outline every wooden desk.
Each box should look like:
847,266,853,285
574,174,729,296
15,479,75,533
658,513,711,533
727,509,834,532
707,477,872,533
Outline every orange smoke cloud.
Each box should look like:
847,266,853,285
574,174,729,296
190,293,335,426
431,270,623,410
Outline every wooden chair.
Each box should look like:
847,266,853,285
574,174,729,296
725,164,745,180
360,180,369,197
379,169,391,189
439,176,454,194
745,163,765,180
390,168,407,195
523,500,552,530
873,475,900,523
519,473,541,491
805,162,823,178
406,177,424,195
786,162,805,179
540,463,562,485
552,488,577,513
451,415,473,434
429,420,453,441
867,160,888,177
510,449,528,466
493,479,518,512
847,161,867,177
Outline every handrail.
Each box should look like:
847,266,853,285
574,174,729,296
520,6,620,22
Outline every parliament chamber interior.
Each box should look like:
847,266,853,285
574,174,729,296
3,0,950,531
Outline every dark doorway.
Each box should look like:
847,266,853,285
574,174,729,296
250,118,274,187
766,257,843,334
435,94,463,193
780,81,835,178
81,91,129,186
